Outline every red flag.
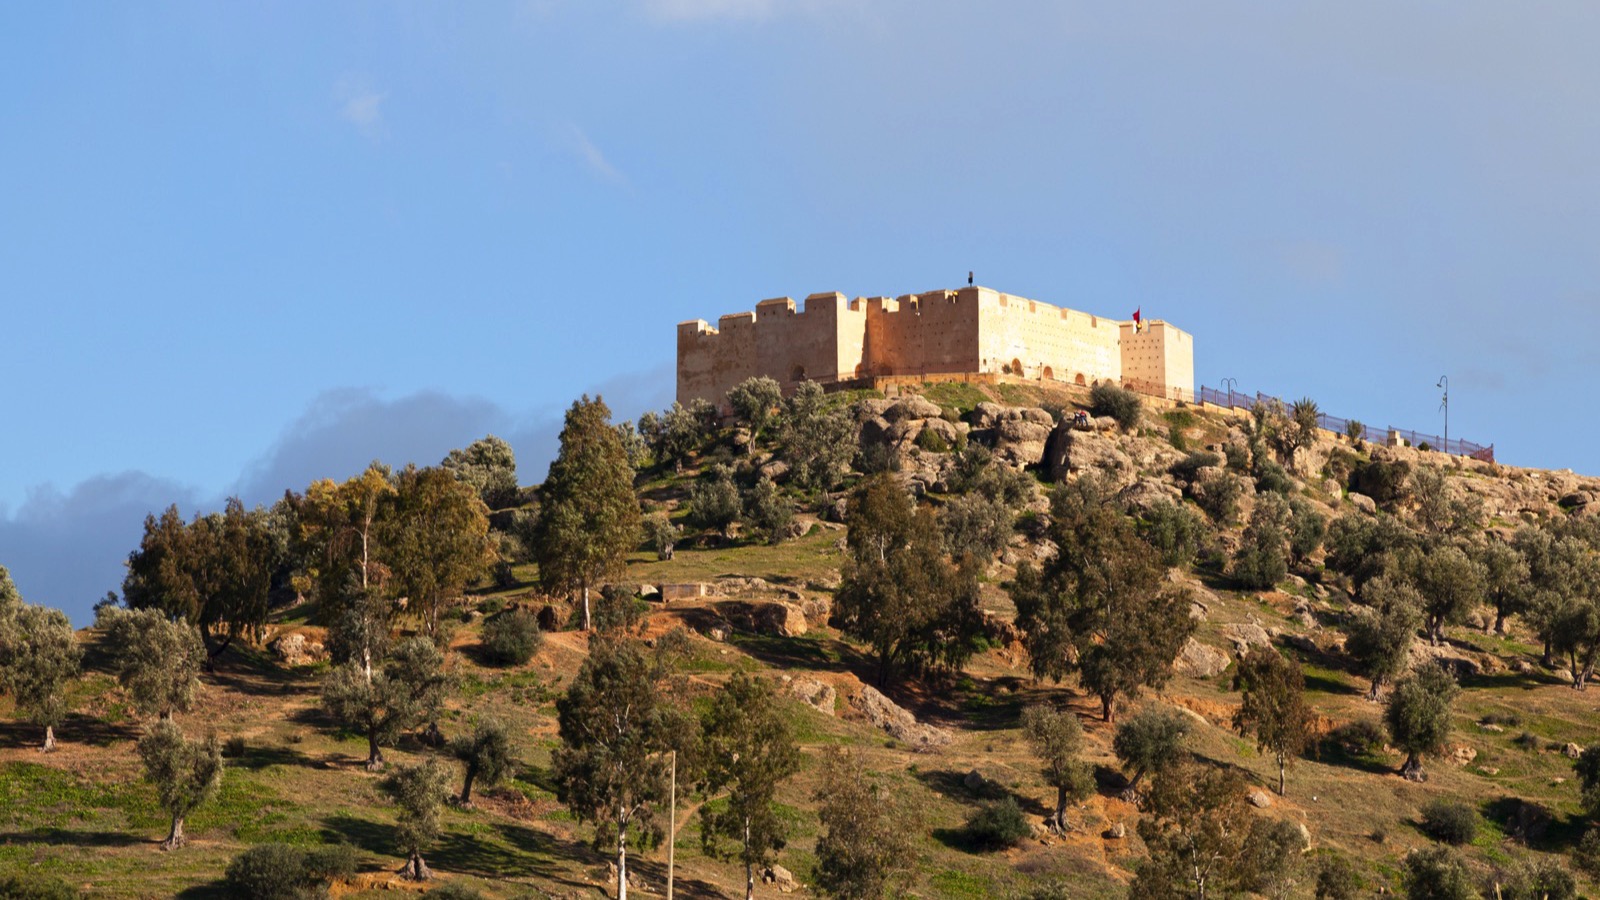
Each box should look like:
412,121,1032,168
1132,307,1142,328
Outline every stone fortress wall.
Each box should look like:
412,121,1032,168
676,285,1194,407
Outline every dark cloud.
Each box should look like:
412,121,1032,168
2,362,677,627
0,472,203,626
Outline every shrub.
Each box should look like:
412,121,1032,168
592,585,647,633
915,427,951,453
1113,706,1191,787
963,797,1030,850
1402,846,1475,900
743,476,795,544
224,842,355,900
480,608,542,666
0,875,78,900
1254,459,1294,495
1575,829,1600,880
1321,719,1385,758
1140,501,1207,568
224,736,248,758
687,465,742,537
1418,800,1477,845
1191,473,1243,525
1169,451,1222,484
1351,458,1412,507
1223,442,1251,472
1417,442,1432,452
1090,383,1142,431
1315,853,1360,900
1496,857,1577,900
1344,419,1366,444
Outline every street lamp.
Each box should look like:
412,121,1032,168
1221,377,1238,408
1437,375,1449,453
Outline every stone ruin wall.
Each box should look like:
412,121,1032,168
677,285,1195,406
676,292,866,405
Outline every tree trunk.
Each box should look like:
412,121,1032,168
1366,679,1382,702
1277,755,1286,796
582,583,592,633
744,819,755,900
366,729,384,771
459,768,477,806
1051,784,1068,833
41,724,56,753
1400,753,1425,782
617,820,629,900
161,814,186,850
1102,695,1115,723
400,851,432,880
1494,608,1508,635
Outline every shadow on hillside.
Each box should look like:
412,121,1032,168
175,884,232,900
206,657,316,699
322,813,394,857
1,827,146,848
628,857,731,900
225,743,322,771
0,713,139,750
913,768,1011,806
1459,669,1568,692
722,628,857,675
1301,670,1362,697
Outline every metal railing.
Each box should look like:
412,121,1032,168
1197,384,1494,463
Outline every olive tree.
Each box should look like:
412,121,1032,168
381,757,452,880
1385,663,1459,782
779,382,857,491
1113,704,1192,789
0,603,82,751
451,718,515,806
1345,575,1424,699
1021,705,1094,833
138,720,223,850
99,606,204,721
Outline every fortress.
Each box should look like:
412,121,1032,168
677,285,1195,407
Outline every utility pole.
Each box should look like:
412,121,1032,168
667,749,676,900
1437,375,1449,453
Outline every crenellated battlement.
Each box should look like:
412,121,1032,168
676,285,1194,406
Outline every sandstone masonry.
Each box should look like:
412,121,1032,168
677,285,1194,406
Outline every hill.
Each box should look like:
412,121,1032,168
4,379,1600,899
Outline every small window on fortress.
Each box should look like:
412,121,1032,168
791,365,807,383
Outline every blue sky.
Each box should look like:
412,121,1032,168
5,1,1600,622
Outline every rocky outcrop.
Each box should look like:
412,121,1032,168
853,686,951,751
1043,422,1133,482
789,678,837,715
1174,638,1231,678
270,633,326,666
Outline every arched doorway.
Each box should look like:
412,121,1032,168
1074,373,1086,386
1010,358,1023,377
1042,366,1054,381
790,365,807,383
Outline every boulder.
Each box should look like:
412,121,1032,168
1221,623,1273,653
1104,822,1126,840
763,865,798,893
1449,745,1478,766
1174,638,1231,678
884,396,943,422
791,679,837,715
758,598,812,634
853,686,952,751
1248,789,1273,809
1043,422,1132,482
270,633,326,666
1348,492,1378,515
1117,478,1183,515
993,416,1054,468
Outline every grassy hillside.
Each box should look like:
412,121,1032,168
4,382,1600,898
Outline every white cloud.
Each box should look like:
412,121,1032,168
335,77,387,137
565,124,625,184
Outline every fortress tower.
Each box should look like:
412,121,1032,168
676,285,1194,406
